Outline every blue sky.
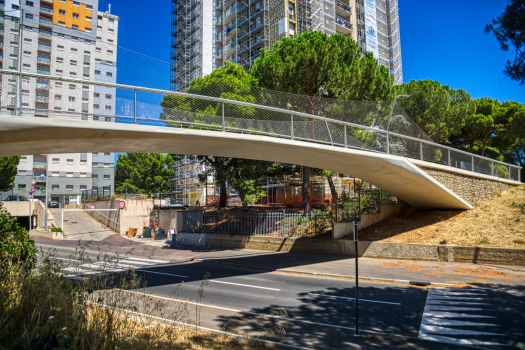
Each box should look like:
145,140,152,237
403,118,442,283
99,0,523,103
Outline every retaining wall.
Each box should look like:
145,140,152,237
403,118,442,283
419,165,519,206
176,233,525,266
1,200,54,228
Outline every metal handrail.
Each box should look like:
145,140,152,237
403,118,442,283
0,69,521,177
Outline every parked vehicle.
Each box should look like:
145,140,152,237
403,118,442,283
48,201,59,208
6,195,28,201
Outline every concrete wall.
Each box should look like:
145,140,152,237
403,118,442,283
176,233,525,266
333,201,409,239
1,200,54,228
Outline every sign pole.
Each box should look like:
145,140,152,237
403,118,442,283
353,220,359,336
29,193,32,231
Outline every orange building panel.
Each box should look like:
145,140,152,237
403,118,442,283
53,0,93,32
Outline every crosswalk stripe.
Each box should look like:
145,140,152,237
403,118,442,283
420,325,503,336
419,333,508,347
422,311,496,318
422,319,499,327
425,306,488,311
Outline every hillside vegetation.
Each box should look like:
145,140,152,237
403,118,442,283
356,185,525,248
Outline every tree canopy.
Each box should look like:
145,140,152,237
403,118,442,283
0,157,20,193
114,153,174,194
485,0,525,85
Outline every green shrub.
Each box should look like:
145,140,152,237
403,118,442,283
50,227,63,232
0,202,36,268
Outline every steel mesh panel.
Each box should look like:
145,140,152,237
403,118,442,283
423,143,448,165
510,166,520,181
474,158,492,176
450,150,473,171
389,135,419,159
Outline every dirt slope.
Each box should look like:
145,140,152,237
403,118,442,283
347,185,525,248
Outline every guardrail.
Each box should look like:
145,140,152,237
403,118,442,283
0,69,521,182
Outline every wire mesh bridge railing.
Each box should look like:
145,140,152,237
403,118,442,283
0,69,521,182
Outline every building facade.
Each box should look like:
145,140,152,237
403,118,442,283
170,0,402,90
0,0,118,204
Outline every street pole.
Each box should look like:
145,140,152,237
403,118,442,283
29,193,32,231
353,220,359,336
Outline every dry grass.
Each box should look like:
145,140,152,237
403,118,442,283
0,248,281,349
355,185,525,248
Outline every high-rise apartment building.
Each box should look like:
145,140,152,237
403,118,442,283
0,0,119,204
170,0,402,90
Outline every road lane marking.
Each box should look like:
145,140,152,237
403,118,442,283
308,293,401,305
209,280,280,291
136,270,188,278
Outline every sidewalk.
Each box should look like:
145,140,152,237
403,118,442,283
34,235,525,287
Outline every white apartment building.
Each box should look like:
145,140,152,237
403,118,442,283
0,0,119,204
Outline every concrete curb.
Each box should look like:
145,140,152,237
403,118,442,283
192,258,455,287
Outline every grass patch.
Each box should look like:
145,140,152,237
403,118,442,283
477,237,491,245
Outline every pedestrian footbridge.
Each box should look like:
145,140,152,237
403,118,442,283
0,70,521,210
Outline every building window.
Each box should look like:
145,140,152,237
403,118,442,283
23,63,30,68
18,184,26,190
105,116,112,122
80,159,87,164
68,108,75,112
66,172,73,178
109,18,114,23
106,72,112,77
72,24,78,30
59,9,65,15
69,84,76,90
54,107,62,110
95,47,101,52
80,173,87,178
52,158,59,163
12,4,20,10
104,152,110,156
66,185,73,191
18,171,26,175
73,13,79,18
57,45,64,50
69,96,75,102
73,1,79,6
105,94,112,99
52,185,59,190
26,1,34,6
93,104,99,109
80,185,87,190
56,57,63,63
25,13,33,19
85,28,91,33
108,28,114,33
55,95,62,100
52,172,59,177
58,21,65,26
107,39,113,43
93,116,99,121
71,48,78,53
104,175,110,180
86,16,92,21
94,92,100,97
86,5,93,9
70,72,76,76
92,174,98,179
23,50,31,55
107,50,113,55
105,105,111,111
67,159,74,165
56,69,63,74
24,38,32,42
70,60,77,66
95,70,100,75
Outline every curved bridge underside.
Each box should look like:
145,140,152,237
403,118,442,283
0,116,473,210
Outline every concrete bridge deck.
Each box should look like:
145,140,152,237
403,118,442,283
2,115,519,210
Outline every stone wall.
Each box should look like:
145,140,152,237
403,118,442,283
420,166,517,206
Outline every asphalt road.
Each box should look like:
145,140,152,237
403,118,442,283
38,244,525,349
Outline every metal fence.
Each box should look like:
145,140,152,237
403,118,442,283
182,210,334,238
331,189,396,223
81,186,112,202
0,69,522,182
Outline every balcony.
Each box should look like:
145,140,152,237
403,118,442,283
40,6,53,15
226,21,237,34
38,43,52,52
216,49,222,59
37,81,49,90
224,3,238,18
39,17,52,27
33,175,47,182
37,56,51,65
38,31,52,40
216,32,222,42
216,0,222,9
33,162,47,169
336,0,351,14
225,40,237,52
37,67,50,75
36,95,49,103
216,15,222,25
336,16,352,33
